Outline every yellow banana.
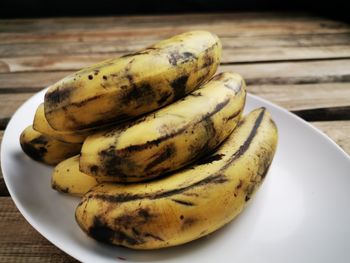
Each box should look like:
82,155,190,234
80,72,246,182
33,103,92,143
75,108,278,249
19,126,81,165
44,31,221,131
51,155,98,196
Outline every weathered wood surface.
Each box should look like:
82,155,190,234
0,197,77,262
0,12,349,262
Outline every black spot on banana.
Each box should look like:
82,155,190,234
44,31,222,131
19,126,81,165
75,108,278,249
79,72,246,182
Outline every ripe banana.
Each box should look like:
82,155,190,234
44,31,221,131
19,126,81,165
33,103,92,143
75,107,278,249
52,155,98,196
80,72,246,182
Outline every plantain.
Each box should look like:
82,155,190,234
75,107,278,249
19,126,81,165
44,31,221,131
33,103,93,143
51,155,99,196
79,72,246,182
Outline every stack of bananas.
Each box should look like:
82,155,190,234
20,31,278,249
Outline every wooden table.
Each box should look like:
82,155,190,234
0,12,349,262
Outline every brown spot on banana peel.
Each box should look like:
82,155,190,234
67,94,104,109
145,144,176,172
120,47,159,58
236,179,243,190
89,217,143,245
171,75,189,101
120,83,156,106
20,136,48,162
222,108,266,170
202,51,214,69
156,91,172,105
99,145,140,177
189,92,202,97
45,87,72,106
168,51,196,66
89,217,114,243
171,199,195,206
144,232,164,242
196,153,225,165
226,109,242,121
181,217,197,230
89,165,99,174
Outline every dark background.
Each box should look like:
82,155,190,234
0,0,349,22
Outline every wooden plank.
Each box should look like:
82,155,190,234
0,131,8,196
1,33,349,57
0,93,38,122
0,33,349,71
222,59,350,85
311,121,350,155
0,71,71,89
2,44,350,73
248,82,350,111
1,59,350,90
1,13,349,45
0,197,77,262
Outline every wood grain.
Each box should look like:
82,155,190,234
0,197,77,262
0,33,349,72
312,121,350,154
248,82,350,110
0,93,38,121
0,132,8,196
1,13,349,43
1,33,349,57
1,59,350,90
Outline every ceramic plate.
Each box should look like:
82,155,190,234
2,90,350,263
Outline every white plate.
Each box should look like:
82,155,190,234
2,90,350,263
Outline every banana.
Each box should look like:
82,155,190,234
33,103,92,143
80,72,246,182
75,108,278,249
44,31,221,131
52,155,99,196
20,126,81,165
